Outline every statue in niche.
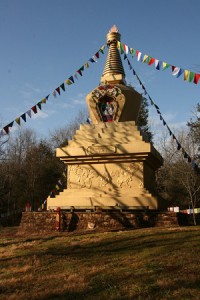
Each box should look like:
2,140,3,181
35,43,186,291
98,95,115,122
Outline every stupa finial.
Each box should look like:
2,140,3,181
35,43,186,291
109,25,119,33
101,26,125,84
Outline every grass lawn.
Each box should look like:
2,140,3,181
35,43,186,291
0,226,200,299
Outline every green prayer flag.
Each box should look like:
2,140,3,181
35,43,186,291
37,102,42,110
146,56,151,64
189,72,195,82
99,48,104,54
120,42,124,54
130,48,136,57
60,83,65,91
163,62,170,70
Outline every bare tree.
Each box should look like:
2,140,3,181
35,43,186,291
50,109,88,148
156,128,200,224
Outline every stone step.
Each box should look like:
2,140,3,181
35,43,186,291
74,130,141,139
68,136,142,147
57,192,152,199
79,121,136,131
47,195,156,208
57,188,151,197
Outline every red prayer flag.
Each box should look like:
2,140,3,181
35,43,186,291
56,87,60,95
172,66,176,72
194,73,200,84
3,126,9,134
148,58,155,65
31,105,37,114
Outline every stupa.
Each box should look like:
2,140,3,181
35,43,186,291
47,26,165,211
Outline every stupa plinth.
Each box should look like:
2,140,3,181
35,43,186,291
47,26,165,211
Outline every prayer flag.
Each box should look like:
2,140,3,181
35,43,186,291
74,73,78,80
15,117,21,126
56,87,60,95
155,60,162,70
69,76,74,83
31,105,37,114
66,79,72,85
21,113,26,122
130,48,136,57
184,70,190,81
143,54,148,63
194,73,200,84
89,58,95,63
119,42,124,54
136,51,142,61
37,102,42,110
148,57,155,66
3,126,9,134
7,121,14,128
189,72,195,82
41,98,47,104
162,62,170,70
53,90,57,98
60,83,65,92
123,44,129,54
27,110,32,118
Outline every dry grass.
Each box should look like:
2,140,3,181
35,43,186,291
0,226,200,299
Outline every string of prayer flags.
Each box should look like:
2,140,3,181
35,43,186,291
117,41,200,85
124,56,199,170
0,44,106,136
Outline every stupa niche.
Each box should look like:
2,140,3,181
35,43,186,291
47,26,166,211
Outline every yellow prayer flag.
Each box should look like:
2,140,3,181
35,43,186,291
65,79,72,85
143,54,148,63
101,45,105,51
117,41,120,49
41,98,47,104
184,70,190,81
85,62,89,68
15,117,20,126
162,62,167,68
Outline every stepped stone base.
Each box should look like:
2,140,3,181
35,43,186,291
18,211,179,234
47,121,165,211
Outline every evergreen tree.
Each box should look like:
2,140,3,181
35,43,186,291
187,103,200,161
137,96,153,142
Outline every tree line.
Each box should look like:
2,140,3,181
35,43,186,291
0,101,199,219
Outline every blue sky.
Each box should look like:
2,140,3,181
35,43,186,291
0,0,200,141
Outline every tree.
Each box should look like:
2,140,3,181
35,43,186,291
0,129,64,213
137,96,153,142
156,127,200,224
187,103,200,160
50,109,88,148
